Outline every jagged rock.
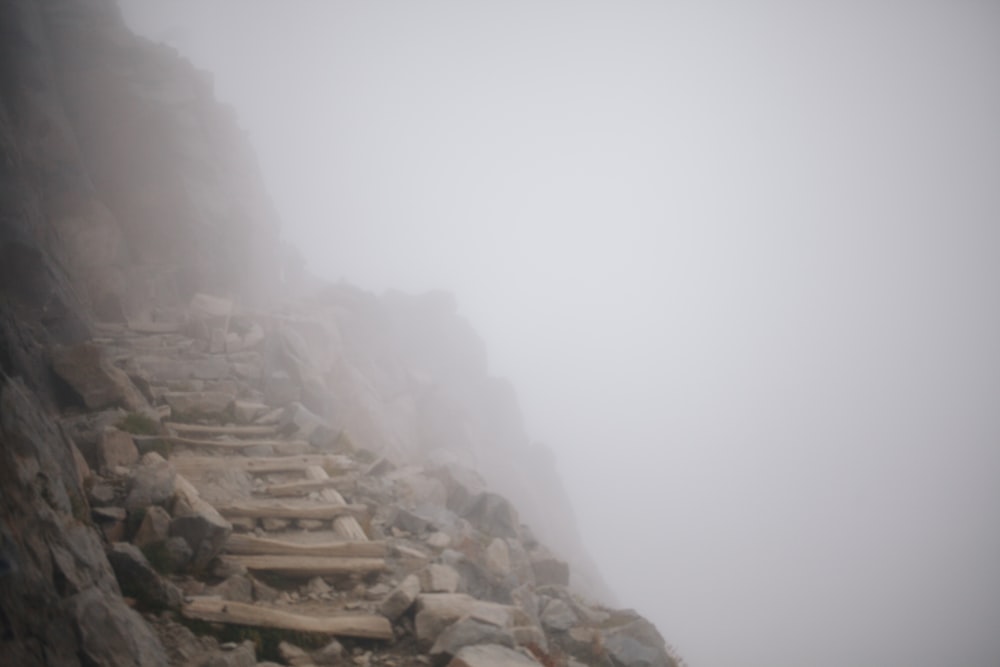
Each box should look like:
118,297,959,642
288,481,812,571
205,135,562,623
427,532,452,550
125,452,177,510
93,506,128,542
51,342,148,411
446,644,540,667
483,538,511,577
463,493,519,539
306,576,332,597
530,552,570,587
510,626,548,652
133,506,171,550
261,517,291,531
162,390,234,417
414,594,521,648
233,399,269,423
420,563,461,593
209,574,255,603
88,480,118,505
106,542,183,610
311,639,345,665
279,641,315,666
70,587,170,667
379,573,421,620
62,409,128,469
430,465,487,516
601,618,676,667
282,401,337,448
252,576,281,602
390,468,448,508
96,426,139,470
430,616,517,663
540,598,577,632
298,518,325,530
161,536,195,572
170,476,232,571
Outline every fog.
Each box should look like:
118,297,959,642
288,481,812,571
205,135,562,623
118,2,1000,665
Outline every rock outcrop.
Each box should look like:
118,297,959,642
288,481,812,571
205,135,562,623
0,1,684,666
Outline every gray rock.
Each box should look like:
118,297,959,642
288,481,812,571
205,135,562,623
540,598,577,633
311,638,344,665
415,594,520,648
232,400,268,424
209,574,254,603
420,563,461,593
96,427,139,470
446,644,540,667
430,464,487,516
106,542,183,610
463,493,519,539
198,640,257,667
282,401,337,448
51,342,147,411
133,505,172,549
602,618,676,667
431,616,517,663
70,587,169,667
261,517,290,532
483,538,511,577
125,453,177,510
169,481,232,572
379,573,420,620
530,552,570,587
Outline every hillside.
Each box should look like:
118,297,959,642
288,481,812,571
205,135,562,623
0,1,681,666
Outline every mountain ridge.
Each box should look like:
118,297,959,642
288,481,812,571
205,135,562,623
0,1,682,665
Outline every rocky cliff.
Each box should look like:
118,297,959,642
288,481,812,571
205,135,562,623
0,1,682,666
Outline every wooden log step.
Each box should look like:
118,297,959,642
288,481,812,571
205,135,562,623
223,554,387,577
262,477,354,497
215,500,367,521
225,534,386,558
157,435,311,453
182,597,393,640
166,422,279,437
305,465,369,542
171,455,352,475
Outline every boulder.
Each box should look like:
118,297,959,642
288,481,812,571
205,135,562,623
431,616,517,664
169,476,231,571
69,587,169,667
125,452,176,511
602,618,676,667
464,493,519,539
415,594,520,648
446,644,540,667
379,573,420,621
530,552,570,587
540,598,577,633
51,343,147,411
282,402,337,448
420,563,461,593
208,574,254,603
96,427,139,470
483,538,511,577
106,543,183,610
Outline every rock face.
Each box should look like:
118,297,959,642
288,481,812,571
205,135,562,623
0,1,683,666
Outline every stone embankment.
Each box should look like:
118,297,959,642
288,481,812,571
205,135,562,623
49,294,681,667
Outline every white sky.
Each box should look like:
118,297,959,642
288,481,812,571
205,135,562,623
119,2,1000,665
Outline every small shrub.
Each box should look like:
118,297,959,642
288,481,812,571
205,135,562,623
117,412,161,436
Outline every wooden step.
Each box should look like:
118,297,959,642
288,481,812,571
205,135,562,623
305,465,369,541
153,434,311,454
222,554,387,577
262,477,354,497
182,598,393,640
215,500,367,521
165,422,280,437
171,455,352,475
225,534,386,558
